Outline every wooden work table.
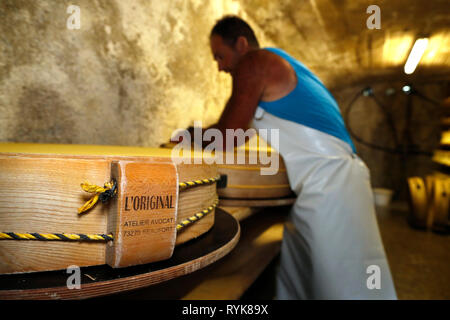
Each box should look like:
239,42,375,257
97,205,290,300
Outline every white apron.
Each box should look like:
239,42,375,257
252,107,397,300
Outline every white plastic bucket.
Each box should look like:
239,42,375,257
373,188,394,207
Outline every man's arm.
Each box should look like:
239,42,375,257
178,51,266,149
211,51,267,149
218,51,266,130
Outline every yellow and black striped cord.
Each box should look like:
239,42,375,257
0,232,113,241
178,175,222,190
78,179,118,214
176,197,219,232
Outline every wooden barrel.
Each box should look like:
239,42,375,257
429,176,450,233
0,143,218,274
407,177,429,228
407,174,450,232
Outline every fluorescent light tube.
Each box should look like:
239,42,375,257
404,38,429,74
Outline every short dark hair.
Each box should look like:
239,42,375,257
210,15,260,48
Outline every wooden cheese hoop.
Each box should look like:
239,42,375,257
219,196,296,207
0,143,219,274
162,136,294,203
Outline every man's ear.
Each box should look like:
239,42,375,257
235,36,249,53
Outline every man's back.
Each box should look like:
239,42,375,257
256,47,356,153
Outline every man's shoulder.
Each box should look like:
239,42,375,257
235,49,283,76
236,48,298,102
241,48,278,64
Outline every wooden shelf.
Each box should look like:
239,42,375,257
441,117,450,128
439,131,450,146
97,206,290,300
432,149,450,167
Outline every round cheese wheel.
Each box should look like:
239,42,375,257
0,142,218,274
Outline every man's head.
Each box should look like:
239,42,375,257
210,15,259,75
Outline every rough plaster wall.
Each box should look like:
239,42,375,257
1,0,446,198
0,0,271,147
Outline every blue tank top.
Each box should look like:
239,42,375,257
259,47,356,153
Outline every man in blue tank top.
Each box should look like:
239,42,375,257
205,15,397,300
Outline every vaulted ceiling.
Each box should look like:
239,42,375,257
240,0,450,89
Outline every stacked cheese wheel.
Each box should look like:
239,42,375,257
165,134,294,200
